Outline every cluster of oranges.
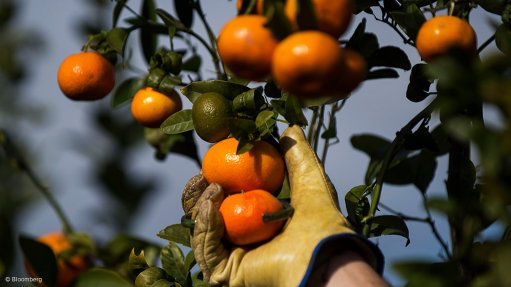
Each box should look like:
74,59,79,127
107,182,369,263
201,137,287,246
218,0,366,100
57,51,183,129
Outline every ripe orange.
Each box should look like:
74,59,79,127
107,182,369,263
57,51,115,101
337,49,367,95
202,137,285,193
416,15,477,62
285,0,354,39
131,87,183,128
271,31,344,98
26,232,90,287
237,0,264,14
217,15,279,81
219,189,285,245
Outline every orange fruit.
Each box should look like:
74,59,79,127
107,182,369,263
416,15,477,62
219,189,285,245
285,0,354,38
57,51,115,101
202,137,285,193
131,87,183,128
271,31,344,98
237,0,264,14
26,232,90,287
217,15,279,81
337,49,367,95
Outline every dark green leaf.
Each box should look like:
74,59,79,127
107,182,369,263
157,224,191,248
106,28,129,55
19,235,57,287
296,0,318,31
476,0,507,15
155,8,187,31
230,119,258,146
402,122,436,151
141,0,158,64
351,134,391,159
393,261,462,287
99,234,160,268
174,0,194,28
156,131,200,164
284,95,308,125
161,242,187,285
384,150,437,193
264,80,282,98
389,4,426,41
182,55,201,72
113,0,127,27
135,267,168,287
366,215,410,245
406,63,432,103
367,46,411,70
75,268,132,287
366,68,399,80
346,19,380,58
496,24,511,56
160,109,194,135
181,80,250,103
264,0,293,40
321,117,337,139
112,77,146,108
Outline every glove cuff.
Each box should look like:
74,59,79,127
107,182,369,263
298,233,384,287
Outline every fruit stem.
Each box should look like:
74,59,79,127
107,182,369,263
0,129,75,234
362,98,438,229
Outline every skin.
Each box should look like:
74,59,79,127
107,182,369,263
308,251,389,287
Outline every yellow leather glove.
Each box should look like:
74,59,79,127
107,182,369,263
183,125,383,287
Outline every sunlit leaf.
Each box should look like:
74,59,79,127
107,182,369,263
157,224,191,248
161,242,187,285
160,109,194,135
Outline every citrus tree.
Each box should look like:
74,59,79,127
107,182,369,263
6,0,511,286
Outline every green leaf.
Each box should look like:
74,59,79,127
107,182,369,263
99,234,160,268
112,77,146,108
181,80,250,103
367,46,411,70
229,118,258,146
366,68,399,80
174,0,194,28
160,109,194,135
161,242,187,285
75,268,132,287
19,235,57,287
129,249,149,276
141,0,158,64
345,185,370,228
154,131,200,164
135,267,169,287
321,117,337,139
184,251,196,272
155,8,187,31
255,110,278,136
107,28,129,55
366,215,410,245
402,123,437,151
496,23,511,56
406,63,432,103
476,0,507,15
233,89,265,116
157,224,191,248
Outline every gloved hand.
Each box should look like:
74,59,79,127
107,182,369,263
182,125,383,287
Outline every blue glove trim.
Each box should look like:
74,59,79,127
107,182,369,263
298,233,385,287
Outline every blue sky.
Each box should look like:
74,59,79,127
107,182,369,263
13,0,502,285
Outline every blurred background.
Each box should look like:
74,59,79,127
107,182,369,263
0,0,502,285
